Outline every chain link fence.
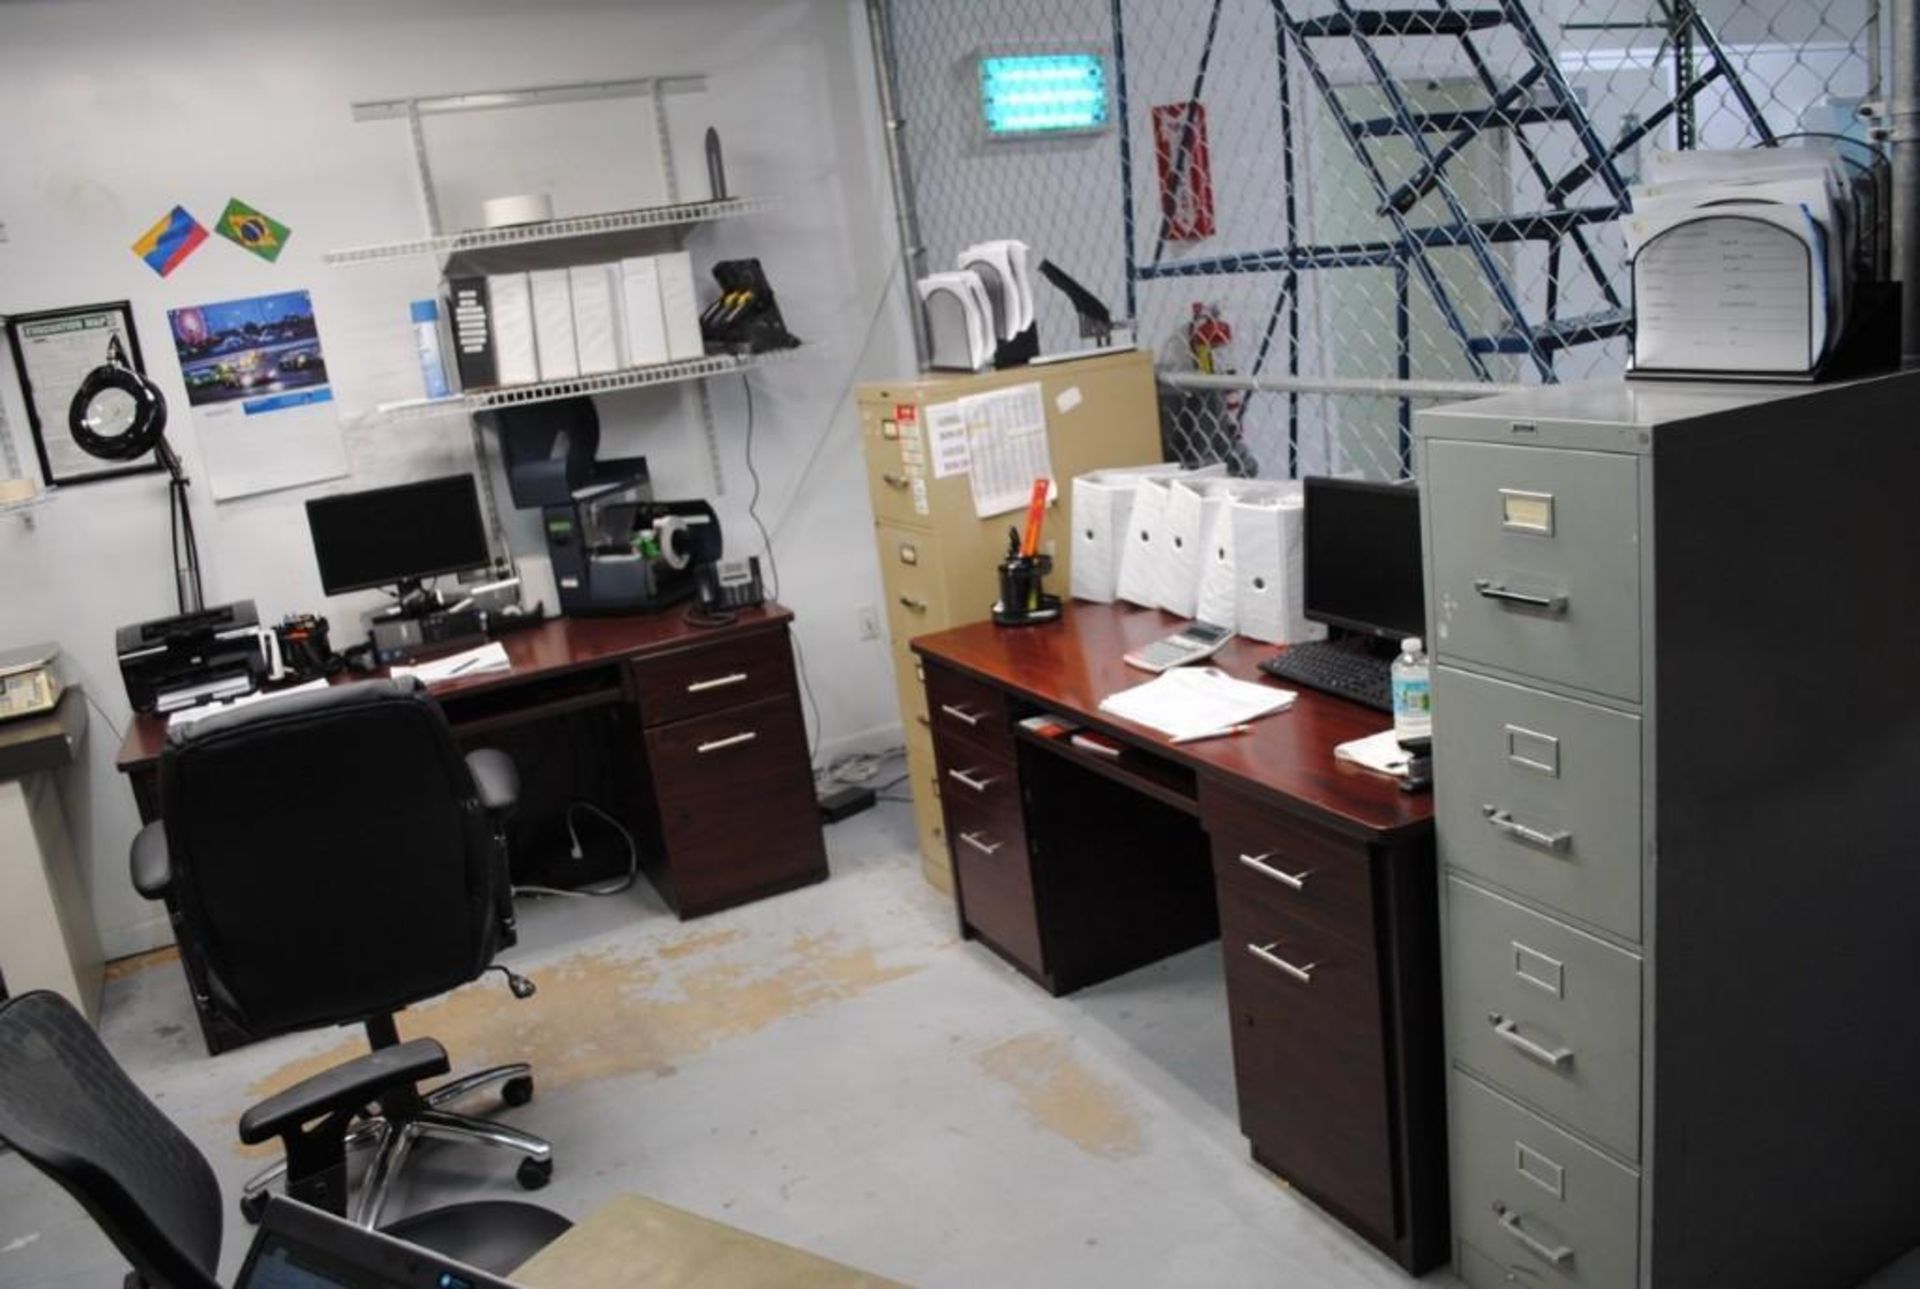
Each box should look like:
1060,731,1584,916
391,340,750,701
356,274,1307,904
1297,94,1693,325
875,0,1882,481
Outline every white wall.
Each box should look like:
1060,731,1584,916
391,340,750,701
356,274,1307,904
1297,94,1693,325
0,0,917,959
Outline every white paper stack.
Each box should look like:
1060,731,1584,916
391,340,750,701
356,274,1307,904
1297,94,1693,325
656,250,705,361
390,641,511,685
486,273,539,386
957,240,1035,342
1334,728,1412,779
1625,144,1868,376
570,263,625,375
166,678,330,731
918,272,994,371
529,269,580,381
620,257,671,368
1098,666,1294,742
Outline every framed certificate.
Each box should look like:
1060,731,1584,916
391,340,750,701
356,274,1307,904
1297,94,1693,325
5,301,163,486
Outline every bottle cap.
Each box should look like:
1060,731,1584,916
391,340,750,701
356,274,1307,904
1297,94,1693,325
1402,636,1423,654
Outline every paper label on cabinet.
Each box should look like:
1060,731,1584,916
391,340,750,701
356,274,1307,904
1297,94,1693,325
926,400,972,479
1055,385,1083,415
911,477,930,515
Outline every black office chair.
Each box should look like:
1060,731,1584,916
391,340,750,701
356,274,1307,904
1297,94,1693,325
129,679,553,1229
0,990,570,1284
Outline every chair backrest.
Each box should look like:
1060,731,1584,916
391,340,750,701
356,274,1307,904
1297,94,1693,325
159,679,500,1039
0,991,222,1289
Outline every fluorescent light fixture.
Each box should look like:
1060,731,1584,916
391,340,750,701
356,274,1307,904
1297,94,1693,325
981,53,1109,138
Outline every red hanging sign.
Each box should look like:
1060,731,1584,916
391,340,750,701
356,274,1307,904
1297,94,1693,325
1153,101,1217,242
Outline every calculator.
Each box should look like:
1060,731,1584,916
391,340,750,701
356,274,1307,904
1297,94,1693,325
1123,621,1233,673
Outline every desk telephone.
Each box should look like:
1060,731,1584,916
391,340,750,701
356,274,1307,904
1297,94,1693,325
696,557,766,614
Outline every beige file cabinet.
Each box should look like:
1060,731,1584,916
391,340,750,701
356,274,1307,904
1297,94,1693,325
859,351,1163,891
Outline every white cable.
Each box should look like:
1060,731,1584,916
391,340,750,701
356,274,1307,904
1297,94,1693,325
512,800,640,899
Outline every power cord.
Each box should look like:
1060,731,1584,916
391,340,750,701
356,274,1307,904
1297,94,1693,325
741,374,825,767
511,800,641,900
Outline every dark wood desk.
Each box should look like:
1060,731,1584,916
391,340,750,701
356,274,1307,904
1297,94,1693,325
911,603,1445,1274
117,608,827,1054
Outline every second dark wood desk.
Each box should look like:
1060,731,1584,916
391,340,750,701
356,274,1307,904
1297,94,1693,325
117,608,828,1054
912,603,1445,1274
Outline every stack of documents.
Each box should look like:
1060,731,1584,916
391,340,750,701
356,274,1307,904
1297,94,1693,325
167,678,330,731
391,642,511,685
1625,143,1875,376
1335,729,1412,780
1098,666,1294,742
957,240,1036,343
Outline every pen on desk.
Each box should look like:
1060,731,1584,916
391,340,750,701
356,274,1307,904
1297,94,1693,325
1170,723,1253,746
447,655,481,677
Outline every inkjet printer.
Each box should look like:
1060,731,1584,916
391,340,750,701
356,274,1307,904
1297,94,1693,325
116,600,269,714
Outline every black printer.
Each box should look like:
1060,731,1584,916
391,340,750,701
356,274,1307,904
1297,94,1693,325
115,600,269,713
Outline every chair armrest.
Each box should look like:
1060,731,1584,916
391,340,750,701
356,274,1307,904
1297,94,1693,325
130,823,171,900
239,1038,450,1145
466,748,520,813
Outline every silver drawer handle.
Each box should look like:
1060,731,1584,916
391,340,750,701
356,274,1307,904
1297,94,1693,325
1473,578,1568,615
899,595,929,613
1497,1208,1574,1267
959,831,1003,856
1483,806,1571,853
882,472,911,490
1489,1014,1575,1068
1239,852,1313,891
1247,942,1317,984
686,672,748,694
940,703,984,727
696,731,758,755
947,767,998,793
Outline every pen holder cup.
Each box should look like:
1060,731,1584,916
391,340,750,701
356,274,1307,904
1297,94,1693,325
993,553,1060,627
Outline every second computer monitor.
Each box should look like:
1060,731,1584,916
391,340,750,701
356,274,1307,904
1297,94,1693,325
305,474,492,596
1302,476,1424,643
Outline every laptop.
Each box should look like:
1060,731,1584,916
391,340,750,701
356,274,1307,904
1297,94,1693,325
234,1195,524,1289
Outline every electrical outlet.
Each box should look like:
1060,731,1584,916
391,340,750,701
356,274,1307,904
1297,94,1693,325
856,604,882,641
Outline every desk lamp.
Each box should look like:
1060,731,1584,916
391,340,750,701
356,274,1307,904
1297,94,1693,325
68,335,204,613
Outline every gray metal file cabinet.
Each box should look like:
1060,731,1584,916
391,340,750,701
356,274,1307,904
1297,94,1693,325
1417,374,1920,1289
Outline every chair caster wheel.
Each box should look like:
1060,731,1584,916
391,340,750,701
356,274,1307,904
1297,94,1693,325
517,1157,553,1190
502,1075,534,1107
239,1189,271,1225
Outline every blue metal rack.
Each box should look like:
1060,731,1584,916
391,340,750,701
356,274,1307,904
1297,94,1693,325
1119,0,1777,475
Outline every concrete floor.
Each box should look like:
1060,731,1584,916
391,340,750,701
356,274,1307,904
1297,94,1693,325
0,800,1463,1288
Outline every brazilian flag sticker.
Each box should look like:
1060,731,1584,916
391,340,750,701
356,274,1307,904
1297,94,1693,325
216,198,291,262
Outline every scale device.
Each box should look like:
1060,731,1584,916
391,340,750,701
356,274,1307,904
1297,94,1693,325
1123,621,1232,673
0,644,62,723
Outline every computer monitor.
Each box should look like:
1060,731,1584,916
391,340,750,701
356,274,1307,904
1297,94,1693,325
305,474,492,596
1301,476,1424,643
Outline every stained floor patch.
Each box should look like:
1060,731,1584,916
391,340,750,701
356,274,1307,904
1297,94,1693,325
975,1031,1144,1160
232,930,921,1156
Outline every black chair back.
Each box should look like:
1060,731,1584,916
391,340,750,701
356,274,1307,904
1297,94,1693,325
0,991,222,1289
159,679,500,1039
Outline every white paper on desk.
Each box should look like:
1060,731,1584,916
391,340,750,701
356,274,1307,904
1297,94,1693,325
961,381,1054,519
1098,666,1294,742
166,678,330,731
1335,728,1410,779
390,642,511,685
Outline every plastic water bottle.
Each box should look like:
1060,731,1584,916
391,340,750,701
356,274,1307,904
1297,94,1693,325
1391,636,1432,740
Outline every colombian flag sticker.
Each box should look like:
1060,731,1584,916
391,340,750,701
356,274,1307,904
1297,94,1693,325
131,206,209,278
216,198,292,262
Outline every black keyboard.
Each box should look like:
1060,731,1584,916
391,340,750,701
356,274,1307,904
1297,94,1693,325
1259,639,1393,712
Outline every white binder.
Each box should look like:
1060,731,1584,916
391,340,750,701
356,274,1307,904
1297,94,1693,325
655,250,705,362
529,269,579,381
569,264,624,375
1070,464,1174,604
620,257,671,368
485,273,539,386
1112,465,1226,610
1233,481,1322,646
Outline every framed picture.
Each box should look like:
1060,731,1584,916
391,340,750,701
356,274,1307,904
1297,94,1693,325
4,300,163,486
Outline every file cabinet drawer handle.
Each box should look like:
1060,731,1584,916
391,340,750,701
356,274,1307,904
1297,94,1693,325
940,703,984,727
696,731,758,755
1239,852,1313,891
947,768,998,793
959,831,1003,857
882,472,911,490
899,595,929,613
1247,942,1317,984
1474,578,1568,615
1497,1209,1574,1267
1490,1014,1575,1068
686,672,748,694
1483,806,1572,853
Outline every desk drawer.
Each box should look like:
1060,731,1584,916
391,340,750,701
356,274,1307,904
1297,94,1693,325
1445,877,1643,1162
1434,666,1643,941
633,630,796,728
1220,890,1396,1239
1451,1072,1640,1289
943,790,1043,977
1425,440,1642,703
1207,788,1376,952
646,694,826,915
924,664,1014,762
